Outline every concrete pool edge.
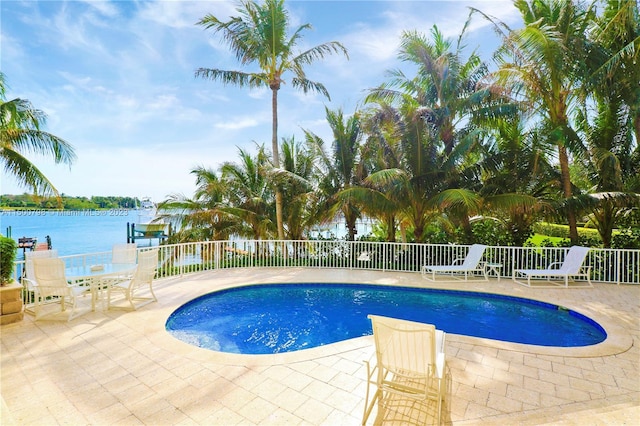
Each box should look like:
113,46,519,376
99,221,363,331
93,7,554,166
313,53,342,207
148,268,635,366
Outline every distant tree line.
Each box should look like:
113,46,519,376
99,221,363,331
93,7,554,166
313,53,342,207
0,194,139,210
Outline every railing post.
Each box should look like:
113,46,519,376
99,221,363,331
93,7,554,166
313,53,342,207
616,249,620,285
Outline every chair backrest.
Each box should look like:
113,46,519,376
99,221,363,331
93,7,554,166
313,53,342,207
368,314,437,378
461,244,487,269
133,249,159,285
32,257,70,298
558,246,590,273
24,250,59,288
112,243,137,264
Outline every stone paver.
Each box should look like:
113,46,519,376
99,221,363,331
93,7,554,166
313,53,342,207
1,268,638,425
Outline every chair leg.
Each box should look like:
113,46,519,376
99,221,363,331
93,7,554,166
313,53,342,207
362,361,378,425
126,288,136,310
148,283,157,303
34,293,42,320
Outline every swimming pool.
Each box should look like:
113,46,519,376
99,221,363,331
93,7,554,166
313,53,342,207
165,283,607,354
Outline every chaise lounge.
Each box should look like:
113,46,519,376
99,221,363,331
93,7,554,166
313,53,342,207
421,244,488,281
513,245,593,288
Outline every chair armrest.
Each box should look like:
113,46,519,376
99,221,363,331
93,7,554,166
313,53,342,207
547,261,562,270
452,257,464,265
21,277,36,291
363,357,377,382
68,281,90,290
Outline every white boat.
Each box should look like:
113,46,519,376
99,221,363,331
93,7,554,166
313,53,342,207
134,197,166,238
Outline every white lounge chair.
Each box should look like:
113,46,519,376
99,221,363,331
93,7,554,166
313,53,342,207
421,244,488,281
107,249,159,310
32,257,92,321
363,315,447,425
513,246,592,288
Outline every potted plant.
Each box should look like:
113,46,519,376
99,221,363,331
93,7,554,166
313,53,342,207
0,235,18,286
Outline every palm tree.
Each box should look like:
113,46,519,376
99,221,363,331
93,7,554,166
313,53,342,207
363,24,494,242
195,0,348,240
157,166,238,242
588,0,639,147
357,96,448,243
481,0,595,244
349,104,408,242
367,25,492,156
570,0,640,247
274,136,317,240
0,72,76,199
305,107,364,241
478,115,556,246
220,146,274,240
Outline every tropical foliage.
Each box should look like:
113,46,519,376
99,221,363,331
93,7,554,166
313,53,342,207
161,0,638,249
0,72,75,201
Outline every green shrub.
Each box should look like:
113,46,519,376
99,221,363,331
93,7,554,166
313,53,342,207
611,228,640,249
0,236,17,284
471,220,512,246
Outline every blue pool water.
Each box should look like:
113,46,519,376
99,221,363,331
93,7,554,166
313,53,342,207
165,283,607,354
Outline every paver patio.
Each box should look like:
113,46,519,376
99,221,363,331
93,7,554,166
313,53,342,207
1,268,638,425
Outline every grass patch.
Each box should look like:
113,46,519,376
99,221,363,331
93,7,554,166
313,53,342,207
526,234,567,247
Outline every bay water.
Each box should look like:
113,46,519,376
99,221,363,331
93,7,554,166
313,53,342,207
1,209,154,258
1,209,373,259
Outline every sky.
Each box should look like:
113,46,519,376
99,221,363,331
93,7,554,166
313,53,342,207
1,0,521,203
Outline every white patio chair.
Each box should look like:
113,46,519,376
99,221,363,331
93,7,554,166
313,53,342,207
421,244,488,281
111,243,137,264
107,242,138,286
363,315,446,425
32,257,92,321
22,249,58,315
513,246,592,288
107,249,159,310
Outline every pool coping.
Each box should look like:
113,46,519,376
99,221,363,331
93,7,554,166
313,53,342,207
148,269,634,366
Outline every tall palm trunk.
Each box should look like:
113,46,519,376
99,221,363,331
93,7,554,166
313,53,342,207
271,87,285,240
558,145,579,244
634,114,640,149
385,215,396,242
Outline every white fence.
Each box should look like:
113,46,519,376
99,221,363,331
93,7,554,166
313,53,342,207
12,240,640,288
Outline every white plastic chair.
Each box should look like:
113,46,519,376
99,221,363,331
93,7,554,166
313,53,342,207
514,246,592,288
107,249,159,310
32,257,92,321
421,244,488,281
363,315,446,425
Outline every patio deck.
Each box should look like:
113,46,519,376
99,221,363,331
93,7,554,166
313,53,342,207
1,268,638,425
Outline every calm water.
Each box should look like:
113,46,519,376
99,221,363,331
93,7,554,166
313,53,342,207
1,209,371,258
1,209,150,257
166,283,607,354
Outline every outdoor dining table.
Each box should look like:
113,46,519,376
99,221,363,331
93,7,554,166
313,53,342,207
65,263,137,311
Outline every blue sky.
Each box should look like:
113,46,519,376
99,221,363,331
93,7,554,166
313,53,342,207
1,0,520,202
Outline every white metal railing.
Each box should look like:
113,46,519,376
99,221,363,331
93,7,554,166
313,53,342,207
11,241,640,308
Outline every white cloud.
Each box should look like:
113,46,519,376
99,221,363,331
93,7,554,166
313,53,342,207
215,117,260,130
137,0,234,29
78,0,119,18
